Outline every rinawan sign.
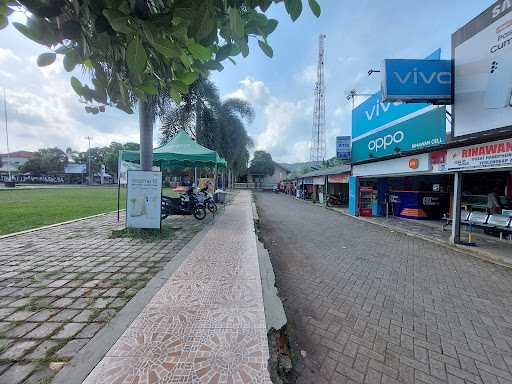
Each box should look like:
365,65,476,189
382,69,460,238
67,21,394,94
447,138,512,170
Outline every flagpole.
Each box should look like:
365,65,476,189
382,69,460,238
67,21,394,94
3,88,11,182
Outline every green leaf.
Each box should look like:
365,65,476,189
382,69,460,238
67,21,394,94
175,71,198,85
170,87,182,104
285,0,302,21
204,61,224,72
103,9,133,34
139,85,158,95
37,52,56,67
308,0,321,17
126,39,147,75
185,41,211,61
0,15,7,30
70,76,83,96
259,0,272,12
216,44,233,62
63,50,81,72
169,80,188,93
228,7,243,39
151,38,180,59
258,40,273,58
265,19,278,35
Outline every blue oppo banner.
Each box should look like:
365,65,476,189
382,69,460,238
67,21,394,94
382,59,452,103
351,49,446,163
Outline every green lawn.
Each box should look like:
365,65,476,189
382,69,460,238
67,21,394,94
0,187,179,236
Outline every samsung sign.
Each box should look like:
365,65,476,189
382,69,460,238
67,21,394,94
382,59,452,103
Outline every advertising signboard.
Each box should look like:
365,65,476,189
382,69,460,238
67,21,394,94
382,59,452,103
452,0,512,137
126,170,162,229
352,50,446,163
119,160,159,185
336,136,351,159
352,153,431,177
447,138,512,170
64,164,86,174
351,97,446,162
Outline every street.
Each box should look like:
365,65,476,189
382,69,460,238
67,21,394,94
256,193,512,384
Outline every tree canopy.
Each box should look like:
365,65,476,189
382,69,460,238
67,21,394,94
249,150,274,176
1,0,321,115
19,147,68,174
161,76,253,175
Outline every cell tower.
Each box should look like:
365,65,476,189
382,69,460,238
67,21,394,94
309,34,326,163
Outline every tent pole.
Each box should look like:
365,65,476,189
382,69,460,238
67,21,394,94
214,165,217,192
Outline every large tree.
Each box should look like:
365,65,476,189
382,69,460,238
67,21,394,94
161,77,253,176
1,0,321,171
249,150,274,176
19,147,68,175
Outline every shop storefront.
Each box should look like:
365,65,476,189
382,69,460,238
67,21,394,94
350,153,453,220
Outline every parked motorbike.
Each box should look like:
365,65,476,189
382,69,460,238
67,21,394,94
161,188,206,220
196,186,218,213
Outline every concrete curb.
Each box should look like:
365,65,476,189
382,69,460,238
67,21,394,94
0,210,125,240
52,218,215,384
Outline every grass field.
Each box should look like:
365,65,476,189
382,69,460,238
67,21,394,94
0,186,177,236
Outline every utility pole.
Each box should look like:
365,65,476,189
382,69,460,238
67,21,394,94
85,136,92,185
3,88,11,182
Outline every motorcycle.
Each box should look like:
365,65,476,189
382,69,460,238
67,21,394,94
196,186,218,213
161,188,206,220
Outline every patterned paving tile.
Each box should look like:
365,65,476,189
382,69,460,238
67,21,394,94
82,192,270,383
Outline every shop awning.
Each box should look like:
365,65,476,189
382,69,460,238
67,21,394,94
121,131,227,169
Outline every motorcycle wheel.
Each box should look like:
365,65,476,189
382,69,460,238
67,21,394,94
193,206,207,220
207,201,218,213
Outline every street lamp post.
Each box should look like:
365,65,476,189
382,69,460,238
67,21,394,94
85,136,93,185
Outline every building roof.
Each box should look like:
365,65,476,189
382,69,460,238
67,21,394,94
296,164,351,179
0,151,34,158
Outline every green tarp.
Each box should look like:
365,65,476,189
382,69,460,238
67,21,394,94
121,131,227,169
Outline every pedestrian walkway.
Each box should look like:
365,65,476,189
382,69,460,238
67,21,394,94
0,213,205,384
82,190,271,384
257,193,512,384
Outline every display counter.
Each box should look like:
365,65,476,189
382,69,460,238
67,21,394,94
389,190,449,220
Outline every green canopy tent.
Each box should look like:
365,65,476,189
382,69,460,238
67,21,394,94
117,131,227,220
120,131,227,169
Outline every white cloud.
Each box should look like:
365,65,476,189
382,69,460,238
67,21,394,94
227,77,312,163
226,77,270,106
0,48,21,64
298,64,317,84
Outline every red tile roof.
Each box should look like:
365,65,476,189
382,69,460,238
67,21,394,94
0,151,34,158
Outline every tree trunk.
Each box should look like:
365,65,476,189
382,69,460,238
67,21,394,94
139,99,154,171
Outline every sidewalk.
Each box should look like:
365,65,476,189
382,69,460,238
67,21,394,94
79,190,271,383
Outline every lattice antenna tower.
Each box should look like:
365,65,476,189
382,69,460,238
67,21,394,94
309,34,326,163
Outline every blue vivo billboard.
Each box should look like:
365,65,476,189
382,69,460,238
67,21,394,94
351,95,446,162
336,136,351,159
382,59,452,103
351,49,446,163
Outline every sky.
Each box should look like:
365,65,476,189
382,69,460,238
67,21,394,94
0,0,494,163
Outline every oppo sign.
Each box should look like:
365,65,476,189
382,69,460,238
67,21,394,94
368,131,404,152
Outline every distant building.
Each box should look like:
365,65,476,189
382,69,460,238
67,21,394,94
0,151,34,174
247,162,290,189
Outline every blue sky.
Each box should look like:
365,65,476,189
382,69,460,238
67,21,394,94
0,0,493,162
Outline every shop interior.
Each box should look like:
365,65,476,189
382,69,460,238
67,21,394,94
357,171,512,259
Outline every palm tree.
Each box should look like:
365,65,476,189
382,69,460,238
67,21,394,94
161,77,254,177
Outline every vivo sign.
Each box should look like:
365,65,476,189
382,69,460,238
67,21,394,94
382,59,452,104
